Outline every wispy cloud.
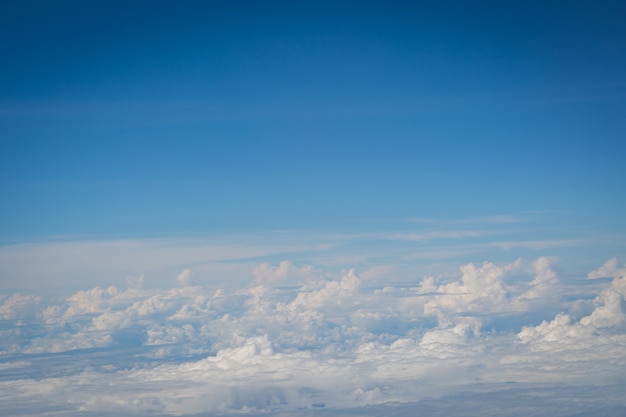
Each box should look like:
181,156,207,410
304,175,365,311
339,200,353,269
0,221,601,295
408,214,526,226
386,230,492,242
487,239,586,251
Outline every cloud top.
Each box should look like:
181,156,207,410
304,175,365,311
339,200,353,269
1,258,625,415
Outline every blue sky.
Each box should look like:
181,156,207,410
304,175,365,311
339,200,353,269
1,1,626,416
2,0,625,241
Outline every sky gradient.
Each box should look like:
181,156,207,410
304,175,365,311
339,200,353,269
1,1,626,416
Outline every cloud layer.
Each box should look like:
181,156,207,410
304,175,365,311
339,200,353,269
1,258,626,416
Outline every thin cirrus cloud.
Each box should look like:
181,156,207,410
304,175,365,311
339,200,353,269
1,257,625,416
408,214,526,226
0,221,589,293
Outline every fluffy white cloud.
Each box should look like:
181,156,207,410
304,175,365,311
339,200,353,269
414,257,559,331
1,258,625,416
253,261,317,285
588,258,624,279
420,261,509,329
64,286,119,318
519,260,626,346
508,261,626,385
0,293,41,319
177,269,193,287
518,256,559,300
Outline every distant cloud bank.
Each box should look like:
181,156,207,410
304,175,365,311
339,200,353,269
1,257,625,416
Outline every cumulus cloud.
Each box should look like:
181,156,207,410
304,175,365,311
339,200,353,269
510,260,626,385
518,256,559,301
588,258,625,280
519,260,626,345
420,261,509,329
0,258,625,416
64,286,119,318
414,257,558,331
253,261,316,285
177,268,193,286
0,293,41,319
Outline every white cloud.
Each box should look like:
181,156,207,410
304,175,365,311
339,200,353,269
64,286,119,318
417,259,534,329
489,239,584,250
253,261,316,285
512,260,626,383
0,237,325,291
408,214,525,225
0,258,625,415
518,256,559,301
177,268,193,286
0,293,41,319
588,258,625,280
387,230,491,242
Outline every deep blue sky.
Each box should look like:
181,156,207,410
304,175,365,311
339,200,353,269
1,0,625,241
